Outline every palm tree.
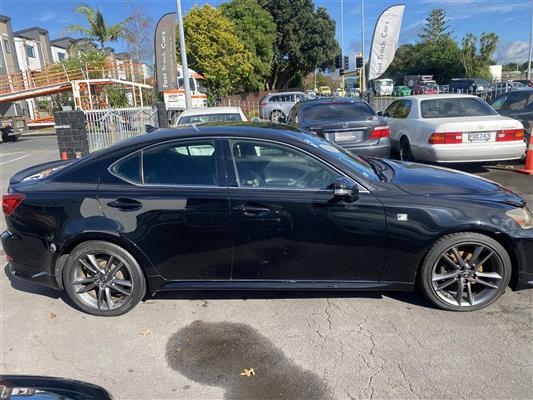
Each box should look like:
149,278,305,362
66,3,130,50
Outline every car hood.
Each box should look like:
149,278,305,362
385,160,525,206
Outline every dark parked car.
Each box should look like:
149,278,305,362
2,124,532,316
449,78,490,94
490,88,533,144
514,79,533,88
286,97,391,158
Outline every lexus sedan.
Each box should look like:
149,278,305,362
381,95,526,163
286,97,391,158
2,124,532,316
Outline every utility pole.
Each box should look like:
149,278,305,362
341,0,345,95
528,0,533,80
176,0,192,109
361,0,366,94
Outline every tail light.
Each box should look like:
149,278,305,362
2,193,25,216
428,132,462,144
496,129,524,142
370,126,390,139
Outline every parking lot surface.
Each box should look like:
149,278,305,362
1,136,532,400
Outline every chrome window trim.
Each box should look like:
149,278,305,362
107,135,371,194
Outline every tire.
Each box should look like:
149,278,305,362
399,137,415,162
419,232,511,312
63,241,146,316
270,110,285,123
2,133,14,142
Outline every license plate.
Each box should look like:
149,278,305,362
335,131,362,142
467,132,492,142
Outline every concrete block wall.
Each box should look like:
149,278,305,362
54,110,89,160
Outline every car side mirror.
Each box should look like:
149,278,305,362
377,111,383,116
333,177,359,202
145,124,157,133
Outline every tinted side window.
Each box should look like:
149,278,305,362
111,152,141,183
395,100,412,119
230,140,339,189
384,101,399,117
143,140,217,185
504,93,529,111
269,96,280,103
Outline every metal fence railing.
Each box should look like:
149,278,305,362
85,107,158,152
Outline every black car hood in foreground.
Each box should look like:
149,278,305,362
385,160,525,206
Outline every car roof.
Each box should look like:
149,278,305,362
400,94,481,101
265,91,305,96
300,97,364,105
179,106,243,117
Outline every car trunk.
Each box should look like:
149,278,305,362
432,116,521,144
312,119,384,146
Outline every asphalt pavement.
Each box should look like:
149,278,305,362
0,136,532,400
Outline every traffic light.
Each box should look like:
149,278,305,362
335,54,342,69
344,56,349,71
356,55,364,69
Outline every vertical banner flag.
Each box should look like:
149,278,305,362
155,13,178,92
368,5,405,81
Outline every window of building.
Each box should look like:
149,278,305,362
3,39,10,54
58,52,66,61
26,45,35,58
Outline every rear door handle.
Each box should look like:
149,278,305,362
107,198,142,211
232,204,271,217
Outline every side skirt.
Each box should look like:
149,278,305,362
150,279,414,293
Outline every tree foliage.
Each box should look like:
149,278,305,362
418,9,451,45
219,0,276,91
257,0,340,89
178,5,255,98
461,32,498,79
66,3,131,50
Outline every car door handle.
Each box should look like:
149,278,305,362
107,198,142,211
232,204,271,217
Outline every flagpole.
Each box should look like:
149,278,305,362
176,0,192,109
528,0,532,80
341,0,345,95
361,0,366,93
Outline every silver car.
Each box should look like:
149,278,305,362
259,91,309,122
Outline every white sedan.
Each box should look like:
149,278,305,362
381,94,526,163
176,106,248,125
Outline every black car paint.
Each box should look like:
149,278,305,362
489,88,533,142
2,124,533,295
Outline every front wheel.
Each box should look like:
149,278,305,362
63,241,146,316
270,110,285,123
419,232,511,311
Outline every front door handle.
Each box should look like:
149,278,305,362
107,198,142,211
232,204,271,217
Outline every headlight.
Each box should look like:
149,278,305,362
506,207,533,229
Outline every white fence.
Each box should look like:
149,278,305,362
85,107,158,152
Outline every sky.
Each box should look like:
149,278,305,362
0,0,531,65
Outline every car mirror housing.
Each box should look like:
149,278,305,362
377,110,384,116
333,177,359,202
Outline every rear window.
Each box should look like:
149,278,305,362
178,113,242,125
420,97,497,118
450,80,473,89
303,102,375,122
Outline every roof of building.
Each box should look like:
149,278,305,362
14,27,49,39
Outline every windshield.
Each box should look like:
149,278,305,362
376,80,393,87
178,113,243,124
420,97,497,118
299,131,378,181
178,77,197,92
303,102,375,122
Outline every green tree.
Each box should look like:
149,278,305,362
461,32,498,79
219,0,276,91
418,8,450,44
178,5,255,98
258,0,340,89
66,3,130,50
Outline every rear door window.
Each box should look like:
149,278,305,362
111,152,141,183
142,140,218,185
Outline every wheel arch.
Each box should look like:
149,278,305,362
54,232,160,292
413,227,519,289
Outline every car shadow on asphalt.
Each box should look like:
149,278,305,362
3,264,62,300
151,289,438,310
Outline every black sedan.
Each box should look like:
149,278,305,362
489,88,532,144
2,124,532,316
286,97,391,158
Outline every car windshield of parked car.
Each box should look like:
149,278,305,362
422,83,438,89
178,113,242,124
303,102,375,122
420,97,497,118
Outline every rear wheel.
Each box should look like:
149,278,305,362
399,137,415,161
419,232,511,311
270,110,285,123
63,241,146,316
